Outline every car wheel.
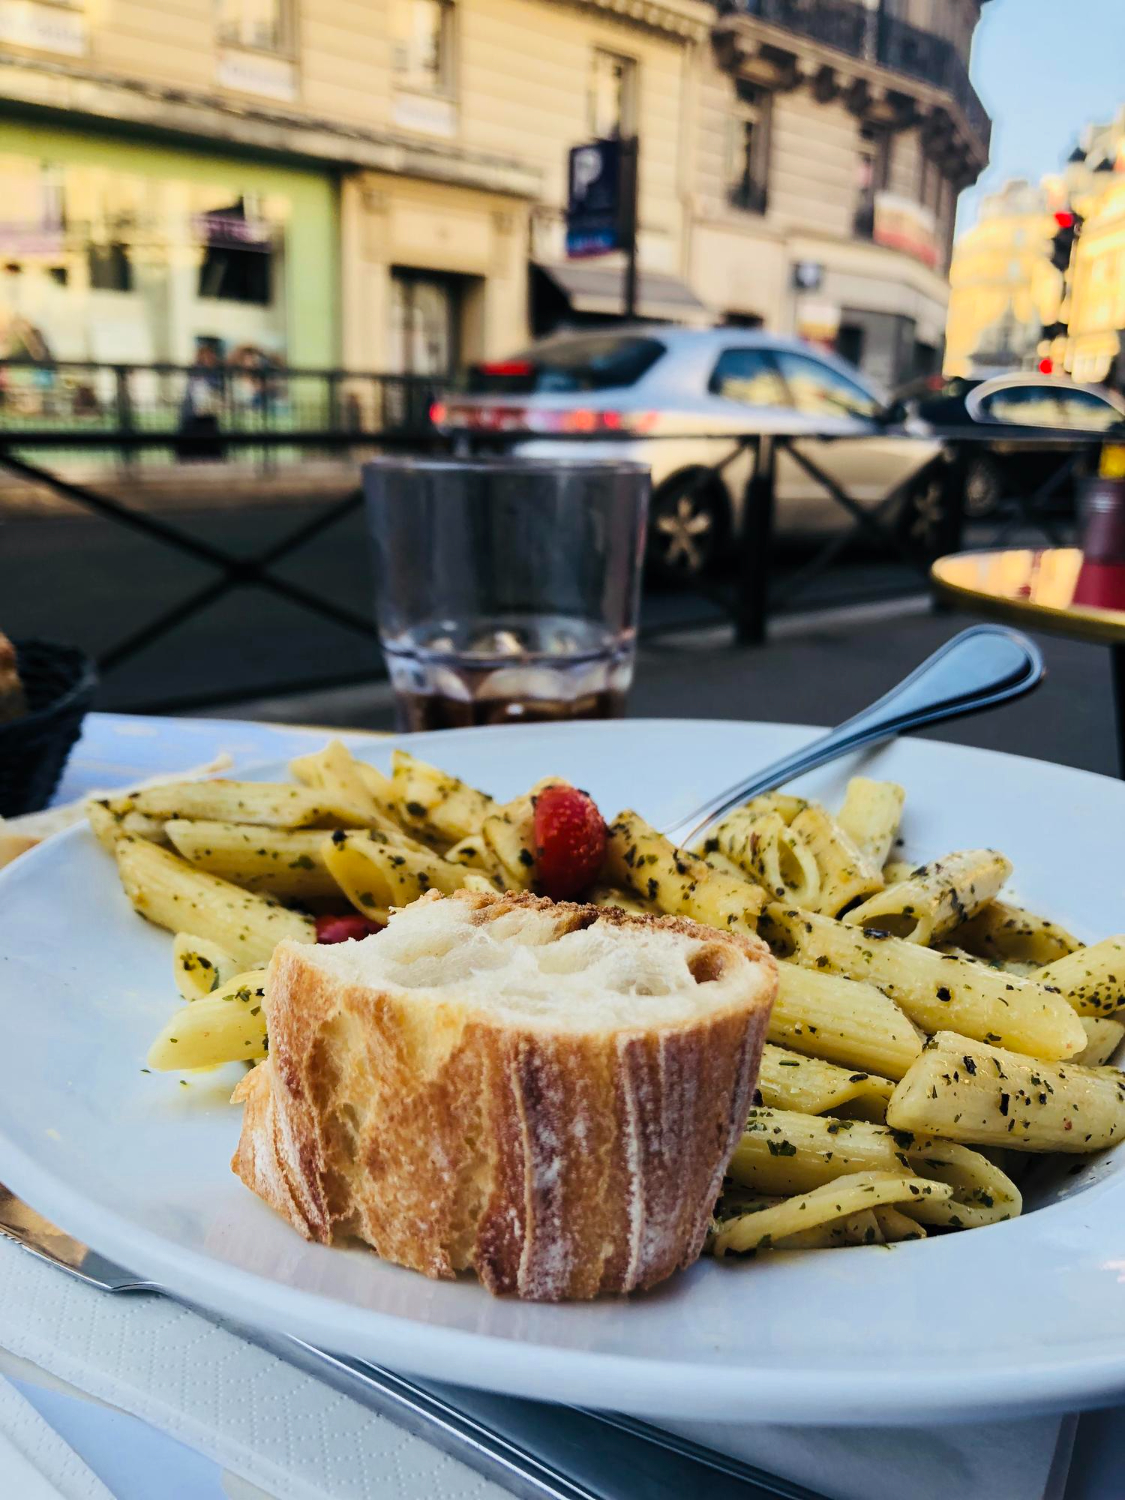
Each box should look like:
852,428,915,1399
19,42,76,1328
895,471,946,561
964,456,1004,519
647,473,728,583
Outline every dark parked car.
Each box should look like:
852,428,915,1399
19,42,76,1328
888,372,1125,519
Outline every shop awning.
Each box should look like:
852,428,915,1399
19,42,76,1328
534,261,712,323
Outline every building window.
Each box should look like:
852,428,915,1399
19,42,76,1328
197,202,273,305
588,49,637,139
728,84,770,215
855,125,888,238
88,243,133,293
215,0,290,53
393,0,455,96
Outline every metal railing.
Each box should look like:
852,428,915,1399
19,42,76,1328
718,0,990,142
0,359,446,471
2,412,1105,711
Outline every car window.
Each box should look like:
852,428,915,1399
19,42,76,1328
978,385,1123,431
1048,388,1124,432
708,348,789,406
772,351,880,419
465,336,665,395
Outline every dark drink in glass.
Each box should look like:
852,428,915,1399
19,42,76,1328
364,459,649,731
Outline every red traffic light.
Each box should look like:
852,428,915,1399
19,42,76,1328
1054,211,1076,229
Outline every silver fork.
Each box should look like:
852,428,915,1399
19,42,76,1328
664,624,1043,847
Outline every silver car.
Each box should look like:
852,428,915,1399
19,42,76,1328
436,326,940,578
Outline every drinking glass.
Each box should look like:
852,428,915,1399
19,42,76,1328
363,457,649,731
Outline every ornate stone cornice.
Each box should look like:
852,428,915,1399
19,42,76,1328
0,54,543,199
553,0,713,41
713,13,989,177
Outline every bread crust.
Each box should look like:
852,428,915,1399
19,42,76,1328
232,889,776,1299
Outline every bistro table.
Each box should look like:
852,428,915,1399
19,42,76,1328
931,547,1125,777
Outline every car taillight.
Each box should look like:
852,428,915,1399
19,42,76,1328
477,360,533,377
524,409,658,435
435,405,657,435
438,404,528,431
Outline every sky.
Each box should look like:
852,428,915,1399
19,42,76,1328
957,0,1125,228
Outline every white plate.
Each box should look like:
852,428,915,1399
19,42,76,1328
2,720,1125,1426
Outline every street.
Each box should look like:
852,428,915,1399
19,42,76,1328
0,501,923,712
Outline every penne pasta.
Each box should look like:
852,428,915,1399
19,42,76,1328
886,1133,1023,1230
1034,938,1125,1017
717,1204,924,1251
711,1172,952,1257
741,793,809,824
606,811,764,938
769,963,924,1081
844,849,1012,945
728,1107,1021,1229
165,820,346,901
789,804,884,916
1076,1017,1125,1068
320,831,493,923
85,797,167,853
289,741,401,824
123,780,366,831
115,837,314,969
872,1206,928,1242
444,834,507,883
953,900,1080,967
586,884,659,916
886,1031,1125,1153
389,750,494,847
172,932,240,1001
762,903,1088,1061
481,789,542,890
147,970,268,1070
757,1043,893,1121
702,808,820,907
836,778,906,869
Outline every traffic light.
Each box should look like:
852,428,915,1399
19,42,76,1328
1050,210,1082,274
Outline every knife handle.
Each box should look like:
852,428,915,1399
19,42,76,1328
261,1332,827,1500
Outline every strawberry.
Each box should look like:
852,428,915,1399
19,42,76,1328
533,784,607,900
315,912,383,944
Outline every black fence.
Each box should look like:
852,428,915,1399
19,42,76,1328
0,358,444,471
0,411,1103,712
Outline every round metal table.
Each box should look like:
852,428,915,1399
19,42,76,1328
931,547,1125,777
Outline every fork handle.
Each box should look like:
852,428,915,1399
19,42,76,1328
665,625,1044,848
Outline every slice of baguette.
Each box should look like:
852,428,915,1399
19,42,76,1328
232,888,777,1300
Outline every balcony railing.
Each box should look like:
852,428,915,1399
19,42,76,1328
718,0,990,145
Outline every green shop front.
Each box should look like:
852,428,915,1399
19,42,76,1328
0,119,338,372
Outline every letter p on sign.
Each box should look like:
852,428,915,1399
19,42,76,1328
572,146,603,200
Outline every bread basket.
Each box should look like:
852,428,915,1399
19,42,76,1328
0,639,97,817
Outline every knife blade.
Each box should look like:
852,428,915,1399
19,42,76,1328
0,1184,828,1500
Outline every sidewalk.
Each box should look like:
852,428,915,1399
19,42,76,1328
205,602,1121,781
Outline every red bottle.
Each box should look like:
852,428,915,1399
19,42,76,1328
1073,449,1125,611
